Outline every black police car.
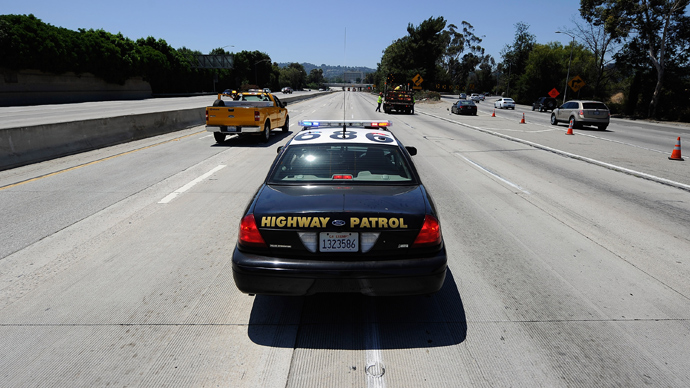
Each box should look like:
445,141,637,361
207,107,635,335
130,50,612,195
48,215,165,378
232,120,447,296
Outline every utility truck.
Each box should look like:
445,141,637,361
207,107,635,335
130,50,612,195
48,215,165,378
383,85,415,114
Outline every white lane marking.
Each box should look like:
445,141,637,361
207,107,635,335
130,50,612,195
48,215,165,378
365,299,386,388
158,165,226,204
421,111,690,193
457,153,530,194
199,134,213,139
481,110,668,153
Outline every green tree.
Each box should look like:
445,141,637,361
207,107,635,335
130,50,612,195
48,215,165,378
517,42,595,104
377,16,449,90
443,21,486,91
580,0,690,117
307,68,325,87
500,22,536,98
560,18,622,100
279,63,307,90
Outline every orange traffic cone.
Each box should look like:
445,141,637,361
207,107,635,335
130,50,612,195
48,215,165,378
668,137,684,161
565,119,574,135
520,113,526,124
492,109,496,117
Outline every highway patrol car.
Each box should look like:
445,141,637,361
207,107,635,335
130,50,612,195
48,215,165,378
232,120,447,296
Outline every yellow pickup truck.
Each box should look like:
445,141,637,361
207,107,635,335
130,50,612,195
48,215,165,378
205,91,289,143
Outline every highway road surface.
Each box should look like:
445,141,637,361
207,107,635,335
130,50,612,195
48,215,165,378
1,91,689,387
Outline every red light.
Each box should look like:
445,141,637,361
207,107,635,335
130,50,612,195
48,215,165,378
239,214,266,247
205,111,208,122
412,215,442,247
254,111,260,121
333,174,353,180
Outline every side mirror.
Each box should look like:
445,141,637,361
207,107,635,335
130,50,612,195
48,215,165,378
405,146,417,156
283,102,288,107
276,146,283,154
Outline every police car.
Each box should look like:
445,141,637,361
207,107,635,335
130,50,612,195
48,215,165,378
232,120,447,296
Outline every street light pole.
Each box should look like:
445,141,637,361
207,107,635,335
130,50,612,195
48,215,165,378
556,31,575,104
254,59,271,86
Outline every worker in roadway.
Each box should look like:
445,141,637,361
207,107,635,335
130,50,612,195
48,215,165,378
376,93,383,112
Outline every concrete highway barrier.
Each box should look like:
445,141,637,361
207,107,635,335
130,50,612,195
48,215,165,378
0,92,328,171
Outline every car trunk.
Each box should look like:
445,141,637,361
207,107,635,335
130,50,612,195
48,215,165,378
251,184,429,258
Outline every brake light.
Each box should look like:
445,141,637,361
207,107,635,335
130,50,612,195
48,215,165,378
239,214,266,247
205,110,208,123
333,174,353,180
579,109,585,117
254,111,260,121
412,215,442,247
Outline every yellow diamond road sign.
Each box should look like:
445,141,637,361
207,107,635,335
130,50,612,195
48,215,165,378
412,74,423,86
568,76,585,92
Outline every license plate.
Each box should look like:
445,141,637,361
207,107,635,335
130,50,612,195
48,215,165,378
594,111,600,115
319,232,358,252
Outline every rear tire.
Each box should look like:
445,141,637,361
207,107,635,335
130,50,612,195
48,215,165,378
282,116,289,132
570,116,582,129
598,125,608,131
261,121,271,143
213,132,226,143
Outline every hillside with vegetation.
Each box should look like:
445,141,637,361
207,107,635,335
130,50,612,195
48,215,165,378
0,14,372,94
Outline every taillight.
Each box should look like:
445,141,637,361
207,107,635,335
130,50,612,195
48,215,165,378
579,109,585,117
412,215,442,247
333,174,353,180
205,110,208,123
254,111,260,121
239,214,266,247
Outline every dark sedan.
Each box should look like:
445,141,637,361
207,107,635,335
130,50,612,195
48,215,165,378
451,100,478,115
232,120,448,296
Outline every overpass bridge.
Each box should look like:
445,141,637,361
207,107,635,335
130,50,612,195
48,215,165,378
324,83,374,91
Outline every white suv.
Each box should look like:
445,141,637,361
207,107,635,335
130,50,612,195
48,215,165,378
550,100,610,130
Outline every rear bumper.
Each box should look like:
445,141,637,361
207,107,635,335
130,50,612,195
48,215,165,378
576,118,609,126
205,125,260,133
231,246,447,296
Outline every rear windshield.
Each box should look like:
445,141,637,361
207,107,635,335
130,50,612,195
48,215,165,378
583,102,608,110
269,144,415,184
240,94,270,101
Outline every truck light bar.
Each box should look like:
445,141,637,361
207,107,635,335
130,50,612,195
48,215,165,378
298,120,392,129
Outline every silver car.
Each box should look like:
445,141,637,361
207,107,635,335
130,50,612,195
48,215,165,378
494,98,515,109
550,100,610,130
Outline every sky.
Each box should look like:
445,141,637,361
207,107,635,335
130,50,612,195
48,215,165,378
4,0,587,69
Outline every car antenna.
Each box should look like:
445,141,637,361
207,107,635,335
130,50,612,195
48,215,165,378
343,27,347,137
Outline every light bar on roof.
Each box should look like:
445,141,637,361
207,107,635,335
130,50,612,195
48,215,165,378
298,120,392,129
